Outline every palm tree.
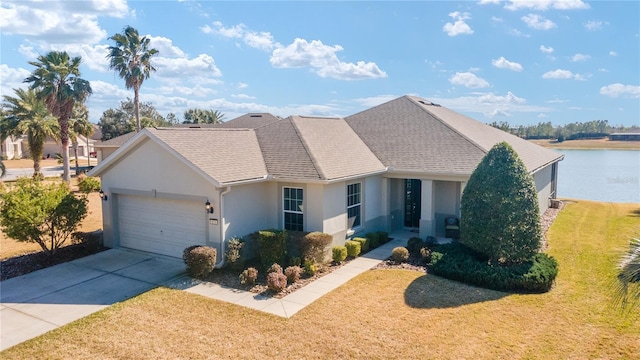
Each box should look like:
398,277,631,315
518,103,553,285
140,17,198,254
68,102,94,173
107,26,159,132
183,108,226,124
1,88,59,176
614,235,640,312
24,51,92,183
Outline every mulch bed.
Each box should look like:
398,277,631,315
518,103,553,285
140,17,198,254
1,243,107,281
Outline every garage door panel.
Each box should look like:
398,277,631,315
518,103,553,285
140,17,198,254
117,195,207,258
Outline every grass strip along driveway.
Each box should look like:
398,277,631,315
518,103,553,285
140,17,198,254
2,200,639,359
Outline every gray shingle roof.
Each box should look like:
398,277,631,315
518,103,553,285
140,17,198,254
291,116,386,180
148,128,269,185
218,113,282,129
346,95,563,175
94,132,137,147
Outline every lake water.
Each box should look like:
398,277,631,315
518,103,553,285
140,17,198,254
556,149,640,203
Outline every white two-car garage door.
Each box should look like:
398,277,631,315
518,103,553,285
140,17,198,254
117,195,207,258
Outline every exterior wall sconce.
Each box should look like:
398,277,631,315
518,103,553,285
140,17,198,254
99,190,108,201
205,200,214,214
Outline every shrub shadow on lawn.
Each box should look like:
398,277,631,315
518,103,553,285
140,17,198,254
404,274,509,309
629,208,640,217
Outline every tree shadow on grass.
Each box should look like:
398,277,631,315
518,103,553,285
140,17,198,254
628,208,640,217
404,274,510,309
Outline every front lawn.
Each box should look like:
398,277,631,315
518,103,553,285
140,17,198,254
2,200,638,359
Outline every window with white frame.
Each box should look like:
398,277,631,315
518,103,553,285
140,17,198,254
283,187,303,231
347,182,362,229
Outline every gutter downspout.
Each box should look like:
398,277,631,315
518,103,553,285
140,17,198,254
214,186,232,268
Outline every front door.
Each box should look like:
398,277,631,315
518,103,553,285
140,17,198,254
404,179,421,228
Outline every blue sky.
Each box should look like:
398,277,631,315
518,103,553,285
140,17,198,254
1,0,638,127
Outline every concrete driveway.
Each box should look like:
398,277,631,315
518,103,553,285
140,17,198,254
0,249,185,351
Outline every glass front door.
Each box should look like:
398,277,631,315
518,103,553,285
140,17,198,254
404,179,421,228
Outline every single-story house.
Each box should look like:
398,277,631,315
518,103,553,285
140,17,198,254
27,135,96,160
609,133,640,141
93,132,137,162
1,135,24,160
88,95,564,265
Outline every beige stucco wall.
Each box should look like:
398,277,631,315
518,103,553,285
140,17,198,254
99,139,219,253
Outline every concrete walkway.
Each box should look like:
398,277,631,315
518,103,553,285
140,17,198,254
0,249,185,351
176,236,409,318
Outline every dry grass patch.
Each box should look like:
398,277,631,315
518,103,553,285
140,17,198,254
2,201,639,359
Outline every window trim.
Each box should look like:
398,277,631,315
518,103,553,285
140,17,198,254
282,186,304,231
347,182,362,231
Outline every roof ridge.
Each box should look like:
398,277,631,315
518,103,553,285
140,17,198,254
405,96,489,155
289,116,326,180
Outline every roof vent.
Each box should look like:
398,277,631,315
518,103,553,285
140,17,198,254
418,100,432,105
249,114,263,118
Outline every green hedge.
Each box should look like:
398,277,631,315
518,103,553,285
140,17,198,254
352,237,369,253
429,242,558,293
366,232,380,249
257,229,287,268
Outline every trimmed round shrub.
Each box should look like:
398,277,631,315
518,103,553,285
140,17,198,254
345,240,361,258
420,247,432,262
406,237,424,256
332,245,348,263
377,231,389,244
239,267,258,286
301,231,333,263
183,245,217,278
257,229,287,269
391,247,409,263
267,271,287,293
284,266,302,284
267,263,283,274
366,232,380,249
461,142,543,264
353,237,370,253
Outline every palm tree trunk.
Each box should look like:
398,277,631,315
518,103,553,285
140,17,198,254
134,86,141,132
73,141,80,175
59,119,71,183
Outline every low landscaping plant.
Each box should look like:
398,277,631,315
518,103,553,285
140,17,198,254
77,174,101,194
183,245,217,278
239,267,258,286
304,259,318,276
267,270,287,293
345,240,361,258
353,237,370,253
406,237,424,256
429,242,558,293
257,229,287,268
267,263,283,274
377,231,389,244
366,232,380,249
301,231,332,263
225,237,244,270
332,245,348,264
391,247,409,263
284,266,302,284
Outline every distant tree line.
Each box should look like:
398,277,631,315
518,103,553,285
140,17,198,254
488,120,640,142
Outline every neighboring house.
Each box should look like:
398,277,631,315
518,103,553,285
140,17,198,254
609,133,640,141
28,135,96,160
1,136,24,159
88,96,564,264
93,132,137,162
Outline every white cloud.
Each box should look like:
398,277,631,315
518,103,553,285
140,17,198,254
270,38,387,80
18,44,38,59
508,28,530,37
537,113,548,118
542,69,585,80
491,56,523,71
148,36,187,58
609,51,617,57
157,84,216,98
491,16,504,22
599,84,640,98
0,0,128,45
546,98,569,103
505,0,589,11
0,64,30,98
479,0,501,4
540,45,554,54
522,14,556,30
487,108,511,117
202,21,245,38
443,11,474,36
48,44,110,71
237,82,248,89
584,20,604,31
243,31,278,51
427,91,550,118
449,72,490,88
154,54,223,79
598,68,609,73
571,53,590,62
352,95,401,108
231,93,256,100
